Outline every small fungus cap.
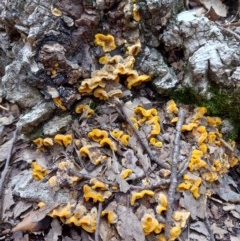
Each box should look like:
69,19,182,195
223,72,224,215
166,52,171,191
94,33,116,52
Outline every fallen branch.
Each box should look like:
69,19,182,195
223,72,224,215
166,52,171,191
0,128,18,220
130,179,170,191
95,202,102,241
114,98,170,170
165,108,186,240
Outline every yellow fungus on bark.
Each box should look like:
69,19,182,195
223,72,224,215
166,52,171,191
131,190,154,205
94,33,116,52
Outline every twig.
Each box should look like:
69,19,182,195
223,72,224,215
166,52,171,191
165,108,186,240
0,105,9,111
204,216,215,241
95,202,102,241
114,98,170,169
0,128,18,220
218,24,240,41
130,179,170,191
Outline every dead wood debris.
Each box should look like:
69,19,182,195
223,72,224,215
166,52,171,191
165,108,186,240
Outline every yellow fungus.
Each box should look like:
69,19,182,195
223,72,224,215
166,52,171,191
53,97,67,111
149,137,163,147
49,203,72,219
169,226,181,241
206,116,222,126
229,156,239,167
127,74,151,89
100,137,117,151
93,88,109,100
202,172,218,182
134,106,158,118
181,123,198,131
133,4,141,22
83,185,104,203
90,178,108,190
120,169,133,179
171,117,178,123
78,77,106,94
188,149,207,171
51,7,62,17
31,161,48,180
88,129,108,142
98,55,109,64
78,208,97,233
94,33,116,52
48,176,58,188
111,129,130,146
166,100,178,114
101,210,118,224
141,214,160,235
79,146,90,157
192,107,207,121
156,192,168,214
190,178,202,199
54,134,72,147
43,137,54,147
208,132,217,143
126,42,141,56
199,143,207,154
75,104,94,118
173,210,190,228
146,116,161,135
131,190,154,205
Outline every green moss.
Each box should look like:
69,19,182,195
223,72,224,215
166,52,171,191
170,84,240,140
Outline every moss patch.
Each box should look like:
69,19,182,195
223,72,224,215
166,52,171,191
170,84,240,140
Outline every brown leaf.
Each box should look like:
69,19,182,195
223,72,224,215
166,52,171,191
2,203,58,234
199,0,227,17
116,205,145,241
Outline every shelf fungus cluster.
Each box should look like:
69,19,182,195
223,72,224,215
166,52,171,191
30,99,239,240
78,34,150,100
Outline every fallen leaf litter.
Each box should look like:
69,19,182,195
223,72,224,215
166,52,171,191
1,33,240,240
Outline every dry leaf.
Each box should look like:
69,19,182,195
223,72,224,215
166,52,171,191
45,219,62,241
211,223,228,239
116,205,145,241
190,221,209,237
199,0,227,17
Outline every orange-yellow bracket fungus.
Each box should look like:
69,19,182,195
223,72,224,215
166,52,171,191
120,169,133,179
43,137,54,147
190,178,202,199
83,185,104,202
31,161,49,180
206,116,222,126
146,116,161,135
149,137,163,147
192,107,207,122
93,88,109,100
202,172,218,182
156,192,168,215
49,203,72,219
173,210,190,228
134,106,158,119
79,146,90,157
75,104,94,118
141,214,160,235
94,33,116,52
196,126,208,145
166,99,178,114
181,123,198,131
169,226,182,241
111,129,130,146
126,42,141,56
188,149,207,171
88,129,108,142
78,77,106,94
100,137,117,151
90,178,108,190
98,55,109,64
101,210,118,224
133,4,141,22
127,74,151,89
53,97,67,111
33,137,45,151
54,134,73,147
131,190,154,205
229,156,239,167
208,132,217,143
78,207,97,233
